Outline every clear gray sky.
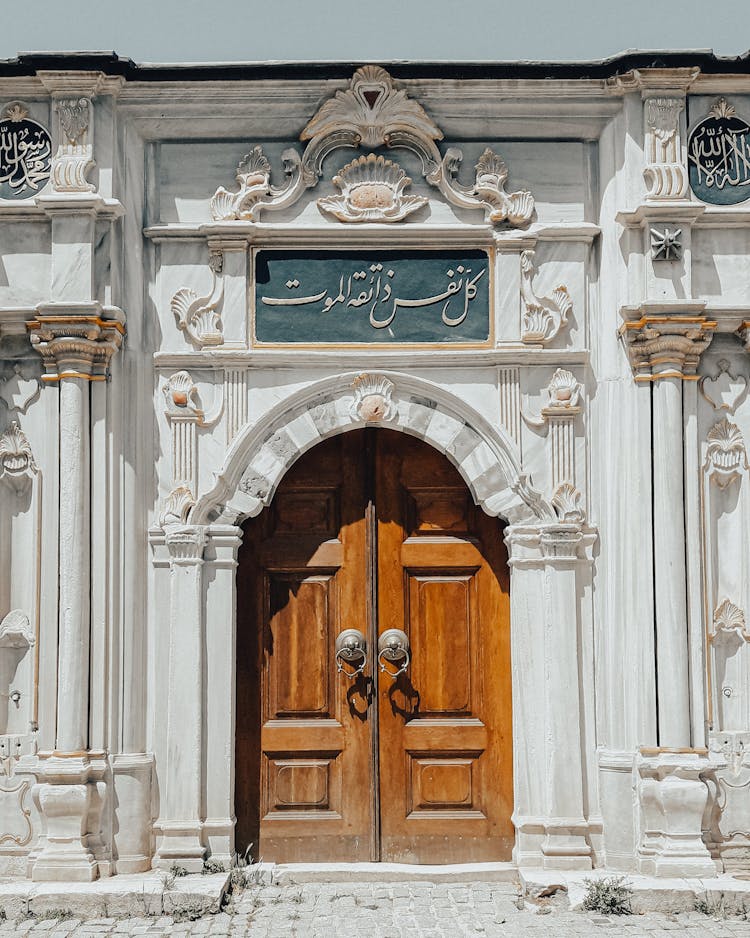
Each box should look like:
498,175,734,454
2,0,749,63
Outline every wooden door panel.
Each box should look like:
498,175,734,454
407,571,477,715
376,429,513,863
237,428,513,864
265,571,335,719
236,432,373,861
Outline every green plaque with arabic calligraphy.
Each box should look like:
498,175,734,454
254,250,491,344
0,106,51,200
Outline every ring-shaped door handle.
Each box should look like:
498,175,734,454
335,628,368,679
377,629,410,679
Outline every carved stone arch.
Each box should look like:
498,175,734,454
191,371,552,526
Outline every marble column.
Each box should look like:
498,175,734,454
506,518,596,869
26,310,124,881
620,316,715,747
153,525,207,871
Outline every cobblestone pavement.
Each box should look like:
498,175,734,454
2,882,750,937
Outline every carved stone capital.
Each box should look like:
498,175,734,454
165,526,207,565
27,308,125,381
619,316,716,381
505,522,595,567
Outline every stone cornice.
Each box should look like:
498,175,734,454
619,315,717,382
36,70,124,98
27,305,125,381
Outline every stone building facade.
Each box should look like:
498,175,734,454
0,52,749,881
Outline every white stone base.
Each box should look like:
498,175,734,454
520,868,750,913
0,871,230,920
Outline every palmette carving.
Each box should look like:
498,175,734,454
0,421,36,494
171,252,224,348
351,373,395,422
301,65,442,148
160,485,195,527
552,482,585,523
520,250,572,344
317,153,427,222
210,66,534,228
705,417,748,487
711,600,749,641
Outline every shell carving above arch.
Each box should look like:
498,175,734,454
189,372,553,527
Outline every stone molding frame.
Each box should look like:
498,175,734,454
151,371,599,870
209,66,534,227
189,371,552,528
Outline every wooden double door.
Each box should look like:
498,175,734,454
236,428,513,863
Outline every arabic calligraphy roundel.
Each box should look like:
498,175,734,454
688,98,750,205
0,104,52,200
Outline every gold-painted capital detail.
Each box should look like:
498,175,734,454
619,316,717,382
27,314,125,381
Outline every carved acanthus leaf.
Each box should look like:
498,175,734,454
210,145,302,222
705,417,748,487
170,256,224,348
520,250,573,344
317,153,427,223
301,65,443,149
433,147,534,226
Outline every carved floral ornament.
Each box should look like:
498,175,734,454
210,66,534,227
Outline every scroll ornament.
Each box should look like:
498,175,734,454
171,251,224,348
520,250,572,344
210,66,534,228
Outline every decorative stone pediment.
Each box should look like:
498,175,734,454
209,66,534,228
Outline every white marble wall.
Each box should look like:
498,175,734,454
0,61,748,880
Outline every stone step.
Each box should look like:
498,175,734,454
272,861,519,884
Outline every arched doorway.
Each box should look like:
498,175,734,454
235,427,512,863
